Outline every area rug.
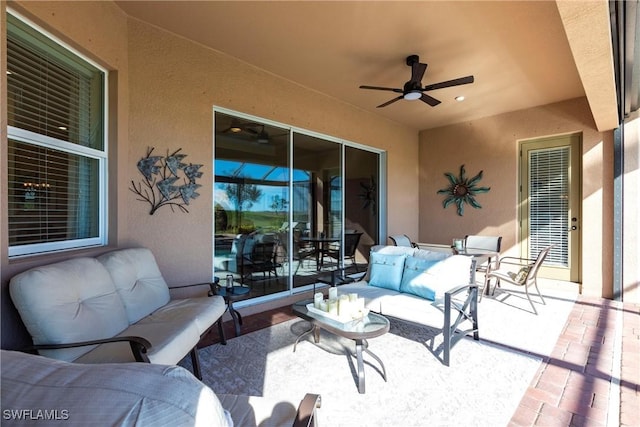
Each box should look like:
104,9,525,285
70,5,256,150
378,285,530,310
182,286,576,426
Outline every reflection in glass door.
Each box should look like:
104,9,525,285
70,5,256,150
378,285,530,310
214,109,382,301
213,112,290,297
291,133,342,288
345,147,380,266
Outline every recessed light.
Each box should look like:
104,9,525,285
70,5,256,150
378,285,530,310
6,70,13,75
455,96,465,102
57,126,68,130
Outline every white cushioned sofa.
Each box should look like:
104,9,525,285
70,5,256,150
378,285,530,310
9,248,226,379
338,245,479,366
1,349,321,427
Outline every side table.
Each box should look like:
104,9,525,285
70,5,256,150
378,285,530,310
317,268,356,287
214,285,251,337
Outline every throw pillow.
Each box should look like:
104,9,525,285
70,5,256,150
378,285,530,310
399,256,440,300
508,266,530,284
368,252,407,291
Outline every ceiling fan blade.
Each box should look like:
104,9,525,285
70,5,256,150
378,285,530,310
420,93,441,107
423,75,474,91
376,96,403,108
360,85,403,93
411,62,427,83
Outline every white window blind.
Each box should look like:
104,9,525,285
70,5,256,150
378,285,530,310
528,147,569,266
6,11,107,257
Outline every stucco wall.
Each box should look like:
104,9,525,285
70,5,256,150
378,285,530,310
418,97,613,297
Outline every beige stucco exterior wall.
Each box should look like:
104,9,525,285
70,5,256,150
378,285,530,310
418,97,613,297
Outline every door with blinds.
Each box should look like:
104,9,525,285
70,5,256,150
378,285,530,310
519,134,581,282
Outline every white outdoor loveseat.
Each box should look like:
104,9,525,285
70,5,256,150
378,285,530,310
9,247,226,379
338,245,479,366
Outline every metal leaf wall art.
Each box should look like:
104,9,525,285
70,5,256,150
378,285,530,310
130,147,203,215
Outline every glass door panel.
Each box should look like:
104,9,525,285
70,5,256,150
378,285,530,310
214,112,290,297
345,147,380,268
292,133,342,287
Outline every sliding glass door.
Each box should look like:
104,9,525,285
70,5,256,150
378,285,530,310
213,109,382,300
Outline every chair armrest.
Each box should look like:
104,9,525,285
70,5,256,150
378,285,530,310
292,393,321,427
169,278,220,298
24,336,153,363
444,283,478,297
497,256,535,267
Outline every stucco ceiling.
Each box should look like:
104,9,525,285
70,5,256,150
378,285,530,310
115,1,618,132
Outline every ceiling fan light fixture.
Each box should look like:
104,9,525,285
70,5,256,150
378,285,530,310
403,91,422,101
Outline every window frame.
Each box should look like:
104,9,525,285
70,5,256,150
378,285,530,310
6,10,109,257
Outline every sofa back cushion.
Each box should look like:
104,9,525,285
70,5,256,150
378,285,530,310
98,248,170,324
400,255,473,300
365,245,415,282
9,257,129,362
368,252,407,291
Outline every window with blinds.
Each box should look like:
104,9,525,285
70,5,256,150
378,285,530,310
6,11,107,257
528,146,569,267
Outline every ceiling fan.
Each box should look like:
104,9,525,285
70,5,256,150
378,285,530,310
244,124,288,144
359,55,474,108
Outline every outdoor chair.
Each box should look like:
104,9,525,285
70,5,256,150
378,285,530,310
464,235,502,299
486,245,554,314
277,231,316,274
229,234,280,285
324,232,363,272
389,234,418,248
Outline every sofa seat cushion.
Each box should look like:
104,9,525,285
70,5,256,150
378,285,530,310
138,296,226,337
1,350,231,427
218,394,300,427
98,248,171,325
9,257,129,363
339,281,397,313
74,318,200,365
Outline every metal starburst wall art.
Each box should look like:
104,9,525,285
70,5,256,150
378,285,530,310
437,164,490,216
130,147,203,215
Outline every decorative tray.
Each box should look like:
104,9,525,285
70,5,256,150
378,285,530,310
305,303,367,324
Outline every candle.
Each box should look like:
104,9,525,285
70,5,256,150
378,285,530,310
328,300,338,315
348,293,358,302
338,294,350,317
328,287,338,301
356,297,365,311
314,292,323,308
319,301,328,312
